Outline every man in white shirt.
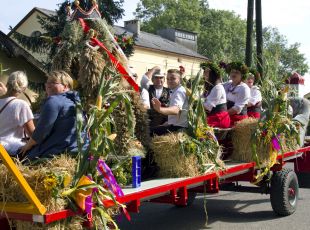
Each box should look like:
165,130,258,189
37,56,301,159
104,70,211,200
140,66,170,128
151,69,188,136
130,69,150,109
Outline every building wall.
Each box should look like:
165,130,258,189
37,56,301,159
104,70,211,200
9,11,49,63
128,47,204,81
0,51,45,83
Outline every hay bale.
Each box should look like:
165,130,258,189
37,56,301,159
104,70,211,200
231,118,269,163
151,132,217,178
0,155,77,212
232,118,300,164
12,216,83,230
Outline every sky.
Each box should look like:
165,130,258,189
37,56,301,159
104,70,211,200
0,0,309,92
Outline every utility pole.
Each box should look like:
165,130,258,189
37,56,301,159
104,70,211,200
256,0,263,77
245,0,254,67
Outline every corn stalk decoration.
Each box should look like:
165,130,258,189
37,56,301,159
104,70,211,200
251,59,300,184
183,71,223,173
60,65,136,229
49,9,140,228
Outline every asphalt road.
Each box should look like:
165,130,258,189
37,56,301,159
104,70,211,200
117,182,310,230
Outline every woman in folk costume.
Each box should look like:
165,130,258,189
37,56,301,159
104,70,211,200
223,62,250,126
246,69,262,118
201,62,230,128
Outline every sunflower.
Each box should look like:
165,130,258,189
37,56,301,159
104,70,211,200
43,175,58,191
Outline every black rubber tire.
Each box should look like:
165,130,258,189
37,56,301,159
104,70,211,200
296,172,310,188
270,168,299,216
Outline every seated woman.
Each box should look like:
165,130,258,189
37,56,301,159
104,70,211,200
0,71,35,155
20,71,81,160
246,71,262,119
201,62,230,128
223,62,250,127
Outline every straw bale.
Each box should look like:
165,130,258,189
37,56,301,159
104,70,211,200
151,133,203,178
231,118,269,162
231,118,298,164
10,216,83,230
0,155,77,212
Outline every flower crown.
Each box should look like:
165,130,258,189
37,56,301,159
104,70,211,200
247,68,261,80
225,61,249,80
200,61,222,77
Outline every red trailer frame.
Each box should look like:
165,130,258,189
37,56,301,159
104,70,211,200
1,146,310,228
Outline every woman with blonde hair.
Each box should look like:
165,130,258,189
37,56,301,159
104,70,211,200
0,71,35,155
20,70,81,160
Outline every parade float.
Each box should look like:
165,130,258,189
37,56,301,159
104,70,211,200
1,1,310,229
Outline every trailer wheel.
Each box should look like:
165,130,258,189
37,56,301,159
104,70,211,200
270,168,299,216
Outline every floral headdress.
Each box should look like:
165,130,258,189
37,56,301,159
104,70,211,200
200,61,222,77
226,61,249,80
247,68,261,81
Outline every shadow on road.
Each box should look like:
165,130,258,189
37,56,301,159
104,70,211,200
117,192,284,230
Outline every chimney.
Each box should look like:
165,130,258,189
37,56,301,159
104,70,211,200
157,28,198,52
124,20,140,36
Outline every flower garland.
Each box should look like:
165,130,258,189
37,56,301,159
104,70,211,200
200,61,223,77
225,61,249,80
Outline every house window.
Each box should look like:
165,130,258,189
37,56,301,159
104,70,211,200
30,30,42,37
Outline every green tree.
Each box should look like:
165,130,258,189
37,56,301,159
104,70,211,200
135,0,208,33
198,9,247,63
263,27,309,75
135,1,246,62
135,0,308,75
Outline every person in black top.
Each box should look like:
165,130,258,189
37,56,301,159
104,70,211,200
140,66,170,128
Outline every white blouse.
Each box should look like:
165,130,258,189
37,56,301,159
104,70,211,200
168,85,188,128
249,86,262,106
203,84,226,112
224,81,250,114
140,88,150,109
140,74,151,90
0,97,34,155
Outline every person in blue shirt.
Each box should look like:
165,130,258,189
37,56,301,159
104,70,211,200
20,70,81,160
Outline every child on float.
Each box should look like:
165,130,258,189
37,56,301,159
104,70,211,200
246,70,262,119
201,62,230,128
223,62,250,126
